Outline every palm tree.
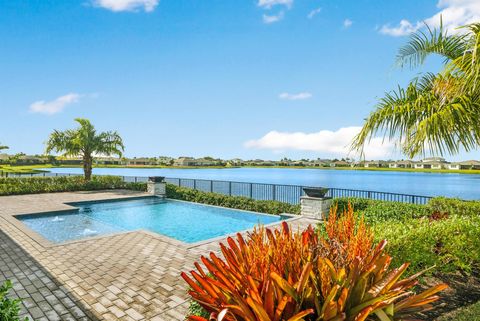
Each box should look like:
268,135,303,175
352,22,480,158
0,143,8,152
46,118,124,180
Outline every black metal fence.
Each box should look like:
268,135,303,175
0,171,433,205
163,177,432,205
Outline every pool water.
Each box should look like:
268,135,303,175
18,198,284,243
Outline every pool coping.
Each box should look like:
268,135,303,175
9,195,302,250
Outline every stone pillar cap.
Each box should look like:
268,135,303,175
148,176,165,183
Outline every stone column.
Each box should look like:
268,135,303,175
300,196,332,220
147,176,166,198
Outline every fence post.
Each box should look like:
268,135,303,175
193,179,197,190
210,180,213,192
228,181,232,196
135,177,137,183
249,183,253,198
272,185,276,201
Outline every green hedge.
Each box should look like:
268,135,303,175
166,184,300,215
333,196,480,275
0,176,146,196
374,216,480,274
0,280,28,321
334,197,430,224
428,197,480,218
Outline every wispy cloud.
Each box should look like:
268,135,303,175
29,93,82,115
263,12,285,24
279,92,312,100
380,0,480,37
258,0,292,24
307,7,322,19
244,127,394,159
258,0,293,9
343,19,353,28
92,0,159,12
380,20,419,36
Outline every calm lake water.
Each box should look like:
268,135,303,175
42,167,480,200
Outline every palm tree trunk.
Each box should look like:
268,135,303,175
83,155,93,181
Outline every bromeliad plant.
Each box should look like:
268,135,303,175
182,203,447,321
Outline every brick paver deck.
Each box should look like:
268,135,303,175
0,190,317,320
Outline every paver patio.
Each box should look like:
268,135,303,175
0,190,317,320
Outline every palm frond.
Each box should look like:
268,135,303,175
352,73,480,158
397,20,468,69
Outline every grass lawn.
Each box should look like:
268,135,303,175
436,301,480,321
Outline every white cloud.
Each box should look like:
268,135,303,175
258,0,293,9
307,7,321,19
380,0,480,36
92,0,159,12
343,18,353,28
29,93,82,115
279,92,312,100
244,126,394,159
263,12,284,24
380,19,420,36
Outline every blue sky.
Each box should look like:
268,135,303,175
1,0,479,161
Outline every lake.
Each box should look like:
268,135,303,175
42,167,480,200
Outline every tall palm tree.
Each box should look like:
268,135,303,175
46,118,124,180
352,22,480,158
0,143,8,152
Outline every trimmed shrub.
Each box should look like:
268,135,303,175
0,176,146,196
334,197,429,223
333,197,480,275
165,184,300,215
428,197,480,218
0,280,28,321
374,215,480,274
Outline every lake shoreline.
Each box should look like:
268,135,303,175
2,163,480,175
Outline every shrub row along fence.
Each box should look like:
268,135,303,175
1,171,433,205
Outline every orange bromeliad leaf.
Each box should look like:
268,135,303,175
286,309,314,321
183,202,447,321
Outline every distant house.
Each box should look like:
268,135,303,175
94,157,122,165
414,161,445,170
173,157,196,166
0,154,8,164
58,157,83,165
363,161,387,168
157,156,173,165
389,160,415,168
330,160,350,167
422,157,446,163
194,158,218,166
127,158,154,166
448,160,480,170
313,160,327,167
289,160,305,167
229,158,244,166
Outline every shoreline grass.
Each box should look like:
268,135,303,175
3,163,480,175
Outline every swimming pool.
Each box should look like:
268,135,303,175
17,197,286,243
